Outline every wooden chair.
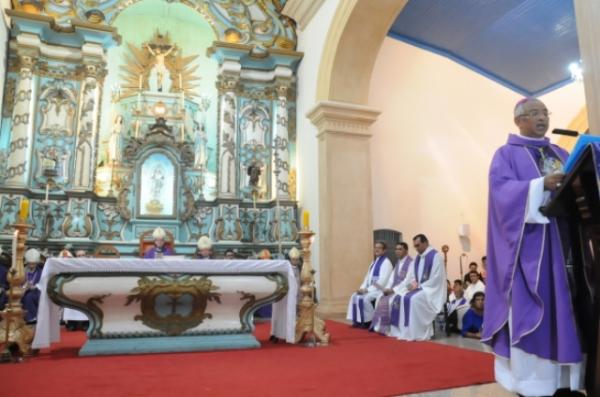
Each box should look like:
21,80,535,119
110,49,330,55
93,244,120,258
138,229,175,257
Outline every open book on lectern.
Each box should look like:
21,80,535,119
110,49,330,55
563,134,600,173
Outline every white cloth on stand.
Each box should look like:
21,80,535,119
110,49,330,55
32,258,297,348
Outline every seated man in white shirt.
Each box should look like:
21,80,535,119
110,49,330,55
391,234,447,341
464,270,485,302
346,241,393,329
445,279,470,335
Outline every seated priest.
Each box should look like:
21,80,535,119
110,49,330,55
22,248,44,323
196,236,213,259
446,280,470,335
372,242,412,335
143,227,174,259
390,234,446,341
461,292,484,339
58,244,74,258
464,270,485,302
224,249,236,259
346,241,393,329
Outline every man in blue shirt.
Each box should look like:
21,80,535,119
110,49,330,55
462,291,484,339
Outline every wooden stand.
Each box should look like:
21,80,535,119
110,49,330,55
544,146,600,397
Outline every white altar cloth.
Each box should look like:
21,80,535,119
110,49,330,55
32,258,297,349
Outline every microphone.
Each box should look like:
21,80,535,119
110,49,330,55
552,128,579,137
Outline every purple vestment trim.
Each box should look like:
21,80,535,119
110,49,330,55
391,295,402,326
402,250,437,327
370,255,386,284
372,257,413,332
358,298,365,322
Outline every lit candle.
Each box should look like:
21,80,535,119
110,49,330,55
45,183,50,203
19,198,29,221
138,75,142,90
180,124,185,142
302,210,310,230
179,73,183,91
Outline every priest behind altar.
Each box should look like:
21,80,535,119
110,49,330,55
143,227,174,259
346,241,393,329
482,97,584,397
391,234,446,341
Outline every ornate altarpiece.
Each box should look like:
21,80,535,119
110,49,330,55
0,0,302,257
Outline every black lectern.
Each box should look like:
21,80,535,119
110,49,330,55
544,145,600,397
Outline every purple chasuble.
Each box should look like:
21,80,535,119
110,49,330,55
372,256,412,331
143,246,174,259
482,133,581,363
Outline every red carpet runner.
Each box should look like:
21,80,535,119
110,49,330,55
1,321,494,397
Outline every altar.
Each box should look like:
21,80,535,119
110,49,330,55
32,258,297,356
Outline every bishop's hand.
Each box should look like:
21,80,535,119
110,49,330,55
543,173,564,191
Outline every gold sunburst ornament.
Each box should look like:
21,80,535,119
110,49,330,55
120,30,201,99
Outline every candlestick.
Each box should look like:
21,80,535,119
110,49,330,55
138,75,142,90
180,124,185,142
179,73,183,91
19,198,29,222
302,210,310,230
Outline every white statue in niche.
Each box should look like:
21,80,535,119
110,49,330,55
108,115,124,164
146,43,175,93
151,165,165,201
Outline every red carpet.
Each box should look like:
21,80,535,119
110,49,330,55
1,321,494,397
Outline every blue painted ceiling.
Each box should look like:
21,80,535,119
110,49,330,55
388,0,580,96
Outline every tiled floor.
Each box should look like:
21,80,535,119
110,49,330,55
322,314,515,397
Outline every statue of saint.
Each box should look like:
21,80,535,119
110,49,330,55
151,165,165,201
108,115,124,164
145,43,175,92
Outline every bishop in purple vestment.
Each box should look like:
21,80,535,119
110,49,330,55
482,98,583,396
143,227,174,259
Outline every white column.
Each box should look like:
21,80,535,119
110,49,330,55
272,84,290,200
5,53,37,187
73,62,103,191
307,100,380,314
574,0,600,134
217,66,240,198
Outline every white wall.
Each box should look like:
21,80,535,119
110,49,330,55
294,0,340,285
368,37,585,281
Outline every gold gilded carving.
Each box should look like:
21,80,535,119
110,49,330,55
295,229,330,346
2,78,17,118
120,31,200,98
288,168,296,200
0,222,35,358
125,275,222,336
